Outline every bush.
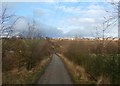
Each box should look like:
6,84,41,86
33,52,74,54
2,38,52,71
58,40,120,84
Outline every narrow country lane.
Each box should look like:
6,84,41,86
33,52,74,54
37,53,73,84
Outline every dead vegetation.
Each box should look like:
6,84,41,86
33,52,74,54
2,38,52,84
58,54,96,84
56,39,120,84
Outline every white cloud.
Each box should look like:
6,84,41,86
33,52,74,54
56,4,107,17
57,0,79,2
57,6,81,13
82,18,95,23
33,7,53,17
86,9,105,15
65,17,95,27
85,5,107,17
106,0,120,2
58,16,97,34
56,3,115,37
34,8,43,16
2,0,55,2
3,0,119,2
13,18,28,31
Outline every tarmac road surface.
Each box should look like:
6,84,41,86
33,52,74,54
37,53,73,84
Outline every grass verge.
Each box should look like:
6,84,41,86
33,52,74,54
2,57,51,84
58,53,96,84
27,57,51,84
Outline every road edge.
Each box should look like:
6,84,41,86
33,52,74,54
56,53,74,84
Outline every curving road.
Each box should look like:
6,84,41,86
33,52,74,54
37,53,73,84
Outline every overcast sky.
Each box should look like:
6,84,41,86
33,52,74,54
2,1,118,38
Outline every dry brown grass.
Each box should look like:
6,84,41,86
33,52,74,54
58,54,96,84
2,57,51,84
2,38,52,84
55,39,119,84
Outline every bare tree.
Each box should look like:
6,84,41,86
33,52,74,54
27,19,42,39
1,7,21,37
90,1,120,83
90,0,120,54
